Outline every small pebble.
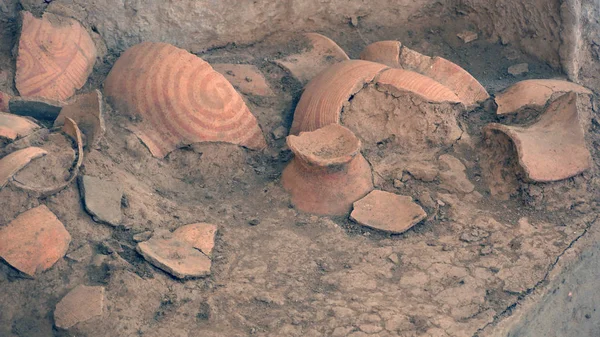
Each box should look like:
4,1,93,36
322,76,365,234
508,63,529,76
248,219,260,226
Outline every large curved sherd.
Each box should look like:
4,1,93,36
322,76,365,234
104,42,267,158
375,68,461,103
275,33,350,85
483,92,591,182
0,112,39,141
16,11,97,101
290,60,388,135
0,146,47,189
495,79,593,115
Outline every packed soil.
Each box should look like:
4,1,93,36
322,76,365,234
1,16,598,337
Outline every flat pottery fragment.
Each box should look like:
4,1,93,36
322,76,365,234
54,90,105,149
54,285,104,329
0,205,71,277
211,64,274,96
359,40,402,68
495,79,593,115
137,235,212,279
16,11,97,101
0,112,39,141
483,92,591,182
350,190,427,234
282,124,373,216
290,60,388,135
0,146,47,188
79,175,123,226
104,42,267,158
375,68,461,103
172,223,217,257
0,91,10,111
275,33,350,85
9,96,63,120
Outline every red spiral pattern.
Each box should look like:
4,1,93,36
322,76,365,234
104,42,267,158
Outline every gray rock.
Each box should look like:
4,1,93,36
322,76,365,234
79,175,124,226
66,244,92,262
271,126,287,140
508,63,529,76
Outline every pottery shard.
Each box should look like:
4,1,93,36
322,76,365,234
495,79,593,115
54,90,105,149
54,285,104,329
0,112,39,141
0,91,10,111
457,31,478,43
359,40,402,68
212,64,274,96
104,42,266,158
290,60,388,135
275,33,350,85
507,63,529,76
79,175,123,226
137,236,212,279
0,205,71,277
350,190,427,234
484,92,591,182
9,96,63,120
375,68,461,103
172,223,217,257
0,147,47,189
438,154,475,194
16,11,97,101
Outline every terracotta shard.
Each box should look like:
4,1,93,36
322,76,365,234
104,42,267,158
495,79,593,115
212,64,274,96
282,124,373,216
375,68,461,103
9,96,64,120
16,11,97,101
172,223,217,257
12,117,83,196
54,285,104,329
350,190,427,234
79,175,123,226
275,33,350,84
0,146,47,188
54,90,105,149
359,40,402,68
0,112,39,141
483,92,591,182
137,236,212,279
290,60,388,135
399,46,489,106
0,205,71,277
0,91,10,111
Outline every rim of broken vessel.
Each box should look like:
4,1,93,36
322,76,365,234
286,124,361,168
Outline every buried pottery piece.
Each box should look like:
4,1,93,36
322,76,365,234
104,42,266,158
8,96,63,120
494,79,593,115
0,91,10,112
79,175,124,227
282,124,373,216
0,205,71,277
350,190,427,234
0,146,47,189
483,92,591,182
211,63,275,96
375,68,460,103
16,11,97,101
0,112,39,142
275,33,350,85
54,285,104,329
137,235,212,279
54,90,105,149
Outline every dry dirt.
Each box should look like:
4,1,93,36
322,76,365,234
1,4,600,337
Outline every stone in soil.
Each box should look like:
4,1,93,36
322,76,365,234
0,205,71,277
8,96,63,120
0,91,11,112
66,244,92,262
172,223,218,257
271,125,287,140
457,31,478,43
54,285,104,329
507,63,529,76
350,190,427,234
211,63,275,96
79,175,124,226
438,154,475,194
137,236,212,279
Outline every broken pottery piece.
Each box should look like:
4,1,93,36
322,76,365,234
282,124,373,216
375,68,461,103
359,40,402,68
79,175,124,226
54,90,105,149
0,146,47,189
16,11,97,101
104,42,266,158
483,92,591,182
507,63,529,76
137,236,212,279
438,154,475,194
457,31,478,43
0,205,71,277
54,285,104,329
350,190,427,234
290,60,388,135
275,33,350,85
0,112,39,141
172,223,217,257
9,96,63,120
0,91,10,111
11,117,83,196
495,79,593,115
211,64,274,96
